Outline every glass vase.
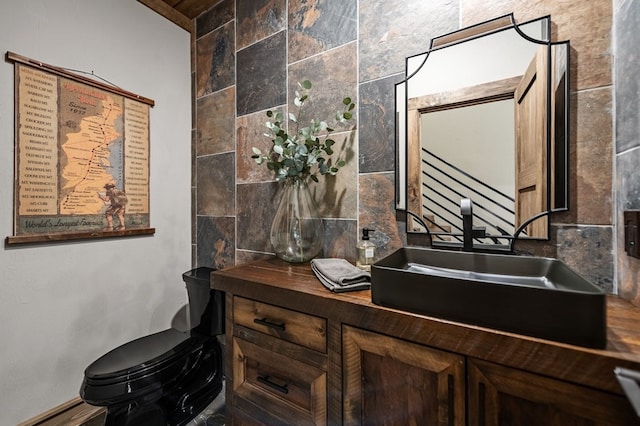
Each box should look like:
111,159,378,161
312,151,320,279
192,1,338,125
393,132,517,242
270,178,324,263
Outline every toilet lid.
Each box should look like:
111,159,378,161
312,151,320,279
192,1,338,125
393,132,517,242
84,328,199,380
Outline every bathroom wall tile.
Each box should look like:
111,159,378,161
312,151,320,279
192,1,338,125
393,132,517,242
460,0,612,90
323,219,358,262
615,0,640,305
570,88,613,225
310,130,358,220
237,31,287,116
197,215,236,269
516,224,614,291
359,74,404,173
359,172,405,261
359,0,458,82
614,0,640,153
556,225,614,292
236,181,279,252
287,43,358,220
616,147,640,303
191,0,624,298
288,0,357,63
196,0,235,39
288,43,358,134
197,87,235,156
196,21,235,98
236,108,285,184
196,153,235,216
237,0,286,50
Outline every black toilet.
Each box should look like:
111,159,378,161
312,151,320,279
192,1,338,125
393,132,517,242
80,267,225,426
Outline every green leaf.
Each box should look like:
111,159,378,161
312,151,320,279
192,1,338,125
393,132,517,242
266,110,273,117
325,139,335,147
337,160,346,167
343,112,352,120
297,144,308,155
302,80,312,89
343,97,351,105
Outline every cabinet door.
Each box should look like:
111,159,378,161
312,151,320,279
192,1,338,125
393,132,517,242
468,358,638,425
343,325,465,425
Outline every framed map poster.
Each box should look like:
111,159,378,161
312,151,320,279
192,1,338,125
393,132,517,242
5,52,155,244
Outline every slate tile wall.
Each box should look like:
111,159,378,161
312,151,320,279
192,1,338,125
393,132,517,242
614,0,640,304
192,0,632,296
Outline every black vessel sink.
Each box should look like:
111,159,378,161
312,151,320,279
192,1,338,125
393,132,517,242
371,247,606,348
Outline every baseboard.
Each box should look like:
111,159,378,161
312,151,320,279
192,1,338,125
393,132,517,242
16,397,105,426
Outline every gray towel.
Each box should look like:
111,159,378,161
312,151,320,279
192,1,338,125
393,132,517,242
311,258,371,293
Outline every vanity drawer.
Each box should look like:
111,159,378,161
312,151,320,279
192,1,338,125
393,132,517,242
232,336,327,426
233,296,327,352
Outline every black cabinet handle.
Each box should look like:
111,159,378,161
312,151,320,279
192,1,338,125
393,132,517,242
257,375,289,394
253,317,286,331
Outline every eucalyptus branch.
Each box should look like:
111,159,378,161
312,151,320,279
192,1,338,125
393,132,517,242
252,80,356,183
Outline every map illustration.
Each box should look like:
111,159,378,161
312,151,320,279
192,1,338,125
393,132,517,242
14,63,150,237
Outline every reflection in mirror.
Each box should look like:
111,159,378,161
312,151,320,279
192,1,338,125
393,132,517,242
395,14,569,251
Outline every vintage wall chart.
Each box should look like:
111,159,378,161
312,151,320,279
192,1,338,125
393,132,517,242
6,52,155,244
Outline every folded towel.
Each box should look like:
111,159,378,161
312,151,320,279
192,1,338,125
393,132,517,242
311,258,371,293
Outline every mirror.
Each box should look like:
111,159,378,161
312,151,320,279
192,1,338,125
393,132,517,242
395,14,569,251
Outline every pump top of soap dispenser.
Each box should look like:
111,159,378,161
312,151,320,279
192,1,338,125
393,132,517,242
362,228,375,240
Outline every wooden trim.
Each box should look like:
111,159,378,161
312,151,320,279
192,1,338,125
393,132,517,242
6,228,155,245
6,52,155,106
432,15,513,49
137,0,194,33
16,397,105,426
408,76,521,113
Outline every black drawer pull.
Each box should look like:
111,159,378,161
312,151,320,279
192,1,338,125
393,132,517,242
257,375,289,394
253,317,286,331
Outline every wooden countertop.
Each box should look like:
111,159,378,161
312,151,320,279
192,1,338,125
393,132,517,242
211,257,640,395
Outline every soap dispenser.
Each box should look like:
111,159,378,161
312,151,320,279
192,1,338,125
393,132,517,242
356,228,376,271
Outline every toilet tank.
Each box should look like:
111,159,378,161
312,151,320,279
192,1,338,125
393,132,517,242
182,267,225,336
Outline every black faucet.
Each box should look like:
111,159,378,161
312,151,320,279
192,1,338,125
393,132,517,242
460,198,486,251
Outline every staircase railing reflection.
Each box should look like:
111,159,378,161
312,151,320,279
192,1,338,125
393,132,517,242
420,148,517,245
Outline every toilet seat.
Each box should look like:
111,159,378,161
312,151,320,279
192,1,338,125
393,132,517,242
82,328,205,405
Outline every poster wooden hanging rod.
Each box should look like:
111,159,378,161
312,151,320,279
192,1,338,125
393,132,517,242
6,51,155,106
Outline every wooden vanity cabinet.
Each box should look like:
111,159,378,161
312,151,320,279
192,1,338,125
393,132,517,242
230,296,328,425
212,259,640,425
468,358,637,425
343,325,466,425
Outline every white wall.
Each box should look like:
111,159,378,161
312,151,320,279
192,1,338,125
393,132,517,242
0,1,192,423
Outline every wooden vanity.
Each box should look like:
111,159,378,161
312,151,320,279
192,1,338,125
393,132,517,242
211,258,640,425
